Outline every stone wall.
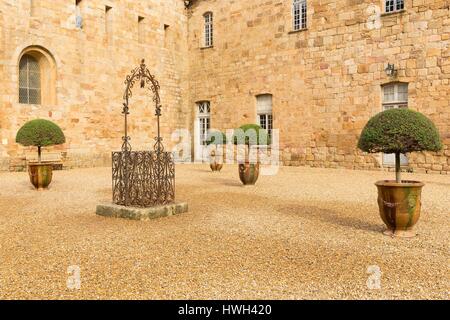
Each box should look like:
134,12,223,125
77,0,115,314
0,0,190,171
187,0,449,174
1,0,449,174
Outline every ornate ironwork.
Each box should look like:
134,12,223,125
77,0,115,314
112,60,175,208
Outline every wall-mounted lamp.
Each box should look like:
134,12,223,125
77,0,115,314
385,63,397,77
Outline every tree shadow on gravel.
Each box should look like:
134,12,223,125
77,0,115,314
199,175,243,187
277,205,384,234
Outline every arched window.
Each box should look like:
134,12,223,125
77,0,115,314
18,46,57,105
293,0,307,31
19,54,41,105
204,12,213,47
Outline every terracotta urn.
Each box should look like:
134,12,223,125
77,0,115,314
239,162,260,185
375,180,425,238
28,163,53,190
210,150,223,172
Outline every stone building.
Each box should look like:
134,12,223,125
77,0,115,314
0,0,190,170
0,0,449,173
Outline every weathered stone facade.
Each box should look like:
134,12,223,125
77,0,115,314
0,0,449,173
188,0,449,174
0,0,189,171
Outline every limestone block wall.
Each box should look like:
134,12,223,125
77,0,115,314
187,0,449,174
0,0,190,171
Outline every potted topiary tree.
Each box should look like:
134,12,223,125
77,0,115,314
16,119,66,190
233,124,271,185
358,108,442,238
206,130,227,172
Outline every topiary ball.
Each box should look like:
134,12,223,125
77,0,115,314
16,119,66,147
358,109,442,154
233,124,271,146
206,130,227,145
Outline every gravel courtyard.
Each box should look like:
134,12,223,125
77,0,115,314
0,164,448,300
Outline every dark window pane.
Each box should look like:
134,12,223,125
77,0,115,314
19,88,28,104
18,54,41,105
19,69,27,86
29,71,40,88
28,88,41,104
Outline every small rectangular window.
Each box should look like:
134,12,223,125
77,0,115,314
293,0,307,31
256,94,273,138
382,83,408,105
204,13,213,47
75,0,83,29
385,0,404,13
30,0,38,16
105,6,113,43
164,24,171,48
138,16,145,43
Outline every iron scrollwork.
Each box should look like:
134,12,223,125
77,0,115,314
112,60,175,208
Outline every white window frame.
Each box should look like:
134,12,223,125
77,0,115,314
204,12,213,47
256,94,273,139
292,0,307,31
382,83,409,166
382,82,408,109
258,114,273,137
197,101,211,146
384,0,404,13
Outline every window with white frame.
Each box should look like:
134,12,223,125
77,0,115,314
256,94,273,138
382,83,408,109
293,0,307,31
382,83,409,166
385,0,404,13
204,12,213,47
197,101,211,146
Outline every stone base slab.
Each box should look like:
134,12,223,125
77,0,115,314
96,202,188,221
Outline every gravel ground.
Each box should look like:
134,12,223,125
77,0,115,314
0,164,448,300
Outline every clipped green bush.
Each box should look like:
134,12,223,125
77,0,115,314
16,119,66,163
232,124,271,146
206,130,227,145
358,108,442,182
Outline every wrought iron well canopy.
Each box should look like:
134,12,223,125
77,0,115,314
112,60,175,208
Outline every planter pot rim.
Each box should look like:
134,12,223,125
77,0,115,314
375,180,424,188
28,162,56,166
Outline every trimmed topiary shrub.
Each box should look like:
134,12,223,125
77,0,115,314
358,108,442,182
206,130,227,145
16,119,66,163
232,124,271,146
